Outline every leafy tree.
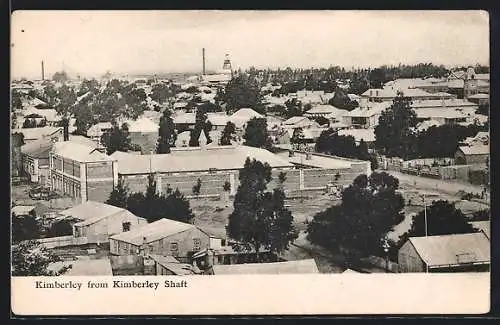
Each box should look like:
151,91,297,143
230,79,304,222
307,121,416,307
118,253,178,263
22,118,36,129
192,178,202,196
37,118,47,127
397,200,476,247
223,74,264,114
101,121,131,155
11,132,25,176
77,78,100,96
307,172,405,260
348,75,370,95
198,101,221,113
41,83,59,107
328,88,358,111
228,158,298,261
150,83,173,104
12,212,41,243
156,109,176,154
290,127,306,148
189,105,212,146
52,71,69,83
46,218,75,237
223,180,231,192
122,85,148,119
11,90,23,111
106,177,130,209
368,68,387,89
312,115,330,126
243,117,272,149
283,98,303,118
126,174,195,224
416,124,481,158
73,100,95,135
374,94,418,159
220,121,236,145
55,84,77,118
12,240,72,276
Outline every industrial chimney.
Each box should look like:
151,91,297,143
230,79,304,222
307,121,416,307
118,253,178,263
41,60,45,80
202,48,206,75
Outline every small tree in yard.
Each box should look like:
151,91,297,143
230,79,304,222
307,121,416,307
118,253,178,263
106,177,129,209
192,178,202,197
228,158,298,262
12,212,41,243
46,218,75,237
12,240,72,276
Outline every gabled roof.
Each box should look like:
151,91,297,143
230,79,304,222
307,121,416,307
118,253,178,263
283,116,310,126
126,117,159,133
408,233,490,267
361,88,397,98
212,259,320,275
58,201,125,222
11,205,36,216
337,128,376,143
345,101,391,118
21,139,54,158
110,218,196,245
458,145,489,156
52,141,114,162
114,145,293,174
17,126,62,140
305,104,343,115
230,108,264,127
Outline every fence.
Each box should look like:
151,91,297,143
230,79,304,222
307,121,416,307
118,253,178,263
35,235,88,249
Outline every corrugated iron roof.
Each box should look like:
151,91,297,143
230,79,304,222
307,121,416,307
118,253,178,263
458,145,489,156
52,141,114,162
408,233,490,267
212,259,319,275
110,218,196,246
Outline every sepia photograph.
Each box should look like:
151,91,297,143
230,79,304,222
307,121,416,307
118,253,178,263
10,10,490,315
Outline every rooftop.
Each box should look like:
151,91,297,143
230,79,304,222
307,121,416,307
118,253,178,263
110,218,196,246
20,139,54,158
52,141,115,162
11,205,36,216
277,151,360,169
469,221,490,240
126,117,159,133
408,233,490,268
148,254,195,275
212,259,320,275
16,126,62,140
114,145,294,175
58,201,127,223
305,104,344,116
458,145,489,156
337,128,376,143
411,99,478,109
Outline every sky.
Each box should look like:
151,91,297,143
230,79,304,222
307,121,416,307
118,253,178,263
11,10,490,79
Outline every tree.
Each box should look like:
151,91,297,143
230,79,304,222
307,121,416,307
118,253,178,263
101,121,131,155
126,174,195,224
399,200,476,245
189,105,212,147
368,68,387,89
37,118,48,127
22,118,36,129
106,177,130,209
11,90,23,111
348,75,370,95
156,109,176,154
374,94,418,159
11,133,25,176
192,178,202,197
284,98,303,118
243,117,272,149
12,211,42,243
228,158,298,261
46,218,75,237
223,75,264,114
471,209,489,221
328,88,358,111
220,121,236,145
55,84,77,118
290,127,305,148
12,240,72,276
307,172,405,260
52,71,69,83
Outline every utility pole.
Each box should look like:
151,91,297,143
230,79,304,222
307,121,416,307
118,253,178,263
423,193,428,237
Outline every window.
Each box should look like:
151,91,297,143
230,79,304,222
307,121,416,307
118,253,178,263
193,238,201,251
170,242,178,252
122,222,131,232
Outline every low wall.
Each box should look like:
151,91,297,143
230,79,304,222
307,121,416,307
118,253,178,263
35,235,88,249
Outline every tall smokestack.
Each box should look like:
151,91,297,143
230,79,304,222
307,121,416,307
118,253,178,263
202,48,206,75
41,60,45,80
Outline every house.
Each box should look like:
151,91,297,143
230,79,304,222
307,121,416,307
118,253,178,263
455,145,489,165
398,233,490,273
467,93,489,106
304,104,344,119
209,259,320,275
125,117,159,154
229,108,264,129
23,107,60,126
192,245,277,272
20,139,53,185
57,201,147,243
342,102,391,129
282,116,318,129
337,128,376,145
147,254,199,275
109,218,211,263
414,108,472,125
49,140,118,203
462,132,489,146
17,126,64,143
87,122,113,142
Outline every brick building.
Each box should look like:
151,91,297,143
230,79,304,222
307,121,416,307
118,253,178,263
49,141,118,203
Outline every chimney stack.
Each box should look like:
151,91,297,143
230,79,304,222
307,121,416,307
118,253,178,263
202,48,206,75
41,60,45,80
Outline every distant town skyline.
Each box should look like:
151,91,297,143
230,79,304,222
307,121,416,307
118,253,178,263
11,10,489,79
